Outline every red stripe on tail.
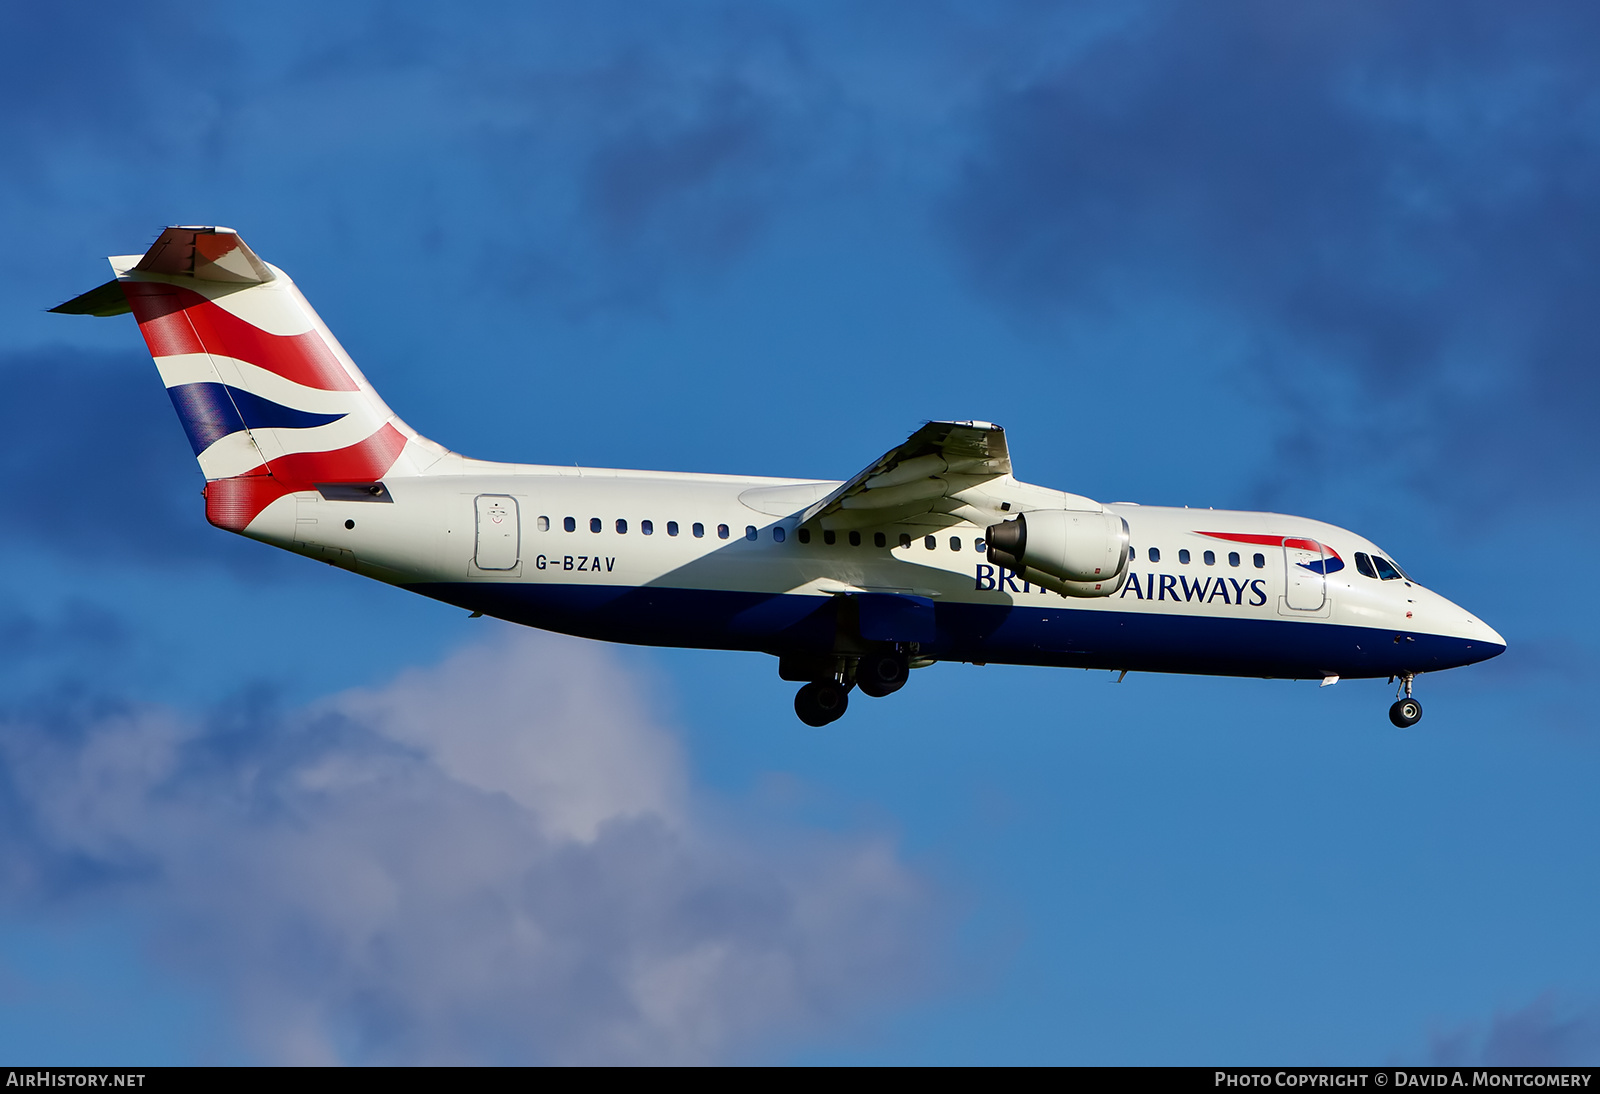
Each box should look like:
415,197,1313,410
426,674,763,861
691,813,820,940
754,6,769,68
122,283,203,356
203,424,407,531
122,283,359,392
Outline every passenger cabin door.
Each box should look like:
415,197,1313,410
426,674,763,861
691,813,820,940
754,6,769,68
1282,537,1327,612
474,494,520,571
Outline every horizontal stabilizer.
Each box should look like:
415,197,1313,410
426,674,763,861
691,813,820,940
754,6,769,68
132,226,273,283
50,279,130,317
51,227,273,317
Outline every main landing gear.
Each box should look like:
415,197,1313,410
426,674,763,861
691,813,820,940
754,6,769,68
1388,673,1423,728
788,649,913,726
795,679,850,727
856,651,909,698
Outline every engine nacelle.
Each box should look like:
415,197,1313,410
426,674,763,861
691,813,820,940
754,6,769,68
985,510,1131,598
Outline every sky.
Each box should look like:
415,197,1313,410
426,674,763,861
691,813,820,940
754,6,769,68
2,0,1598,1065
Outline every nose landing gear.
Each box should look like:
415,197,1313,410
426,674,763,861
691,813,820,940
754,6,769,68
1388,673,1423,727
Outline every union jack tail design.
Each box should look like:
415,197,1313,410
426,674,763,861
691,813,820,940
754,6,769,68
54,226,441,532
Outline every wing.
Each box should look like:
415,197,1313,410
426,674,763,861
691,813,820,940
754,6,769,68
800,420,1013,531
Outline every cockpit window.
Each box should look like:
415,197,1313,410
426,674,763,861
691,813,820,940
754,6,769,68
1372,555,1403,581
1355,552,1377,579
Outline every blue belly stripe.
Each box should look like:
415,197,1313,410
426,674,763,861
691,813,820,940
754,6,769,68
408,583,1504,679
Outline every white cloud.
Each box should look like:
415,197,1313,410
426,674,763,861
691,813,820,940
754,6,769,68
0,628,935,1064
328,634,686,841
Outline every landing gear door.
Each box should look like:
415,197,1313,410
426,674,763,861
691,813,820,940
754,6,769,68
474,495,519,571
1282,537,1327,612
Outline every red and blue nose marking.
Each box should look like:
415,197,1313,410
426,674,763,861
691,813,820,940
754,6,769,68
1196,531,1346,575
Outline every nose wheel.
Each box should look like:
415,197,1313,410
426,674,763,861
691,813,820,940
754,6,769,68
1389,697,1423,727
1388,673,1423,727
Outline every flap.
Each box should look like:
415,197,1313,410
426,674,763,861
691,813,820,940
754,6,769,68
801,420,1011,531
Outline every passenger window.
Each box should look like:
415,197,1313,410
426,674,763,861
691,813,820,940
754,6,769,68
537,515,550,532
1149,547,1161,563
590,517,602,533
974,538,984,552
949,536,962,552
667,521,679,537
1253,553,1265,569
1203,550,1215,566
875,532,888,548
798,528,811,544
563,517,576,533
1129,546,1136,561
693,523,705,538
824,530,837,545
1178,549,1191,564
616,519,627,534
773,526,786,543
899,533,912,549
642,519,653,535
849,531,861,547
1228,551,1240,567
717,524,729,540
925,535,936,550
745,525,757,541
1355,552,1377,579
1372,555,1402,581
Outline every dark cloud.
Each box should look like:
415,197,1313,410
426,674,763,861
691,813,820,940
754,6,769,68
1428,993,1600,1066
551,72,810,313
942,1,1600,511
456,21,826,315
0,630,938,1064
585,80,783,256
4,5,829,316
0,601,124,658
0,601,127,684
0,7,224,175
0,347,285,572
0,347,203,555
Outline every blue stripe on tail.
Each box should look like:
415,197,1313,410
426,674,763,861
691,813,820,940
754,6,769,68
167,382,346,454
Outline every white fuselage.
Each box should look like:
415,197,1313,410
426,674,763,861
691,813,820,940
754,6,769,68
244,462,1504,681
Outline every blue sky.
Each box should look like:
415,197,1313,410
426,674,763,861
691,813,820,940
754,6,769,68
2,0,1598,1064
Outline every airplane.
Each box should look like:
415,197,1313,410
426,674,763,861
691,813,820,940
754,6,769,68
54,226,1506,727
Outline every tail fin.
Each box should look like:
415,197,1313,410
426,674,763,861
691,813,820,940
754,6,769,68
54,227,444,532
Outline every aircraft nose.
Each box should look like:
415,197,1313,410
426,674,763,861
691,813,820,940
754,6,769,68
1443,595,1506,659
1476,619,1507,654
